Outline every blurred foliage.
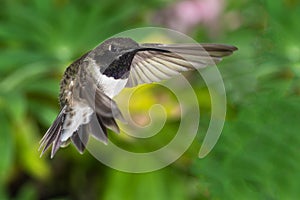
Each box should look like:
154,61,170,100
193,94,300,199
0,0,300,199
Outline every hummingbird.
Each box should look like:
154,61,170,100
39,37,237,158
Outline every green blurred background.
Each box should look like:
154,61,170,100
1,0,300,199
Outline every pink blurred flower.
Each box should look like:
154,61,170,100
153,0,224,34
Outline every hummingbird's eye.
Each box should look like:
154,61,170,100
108,44,117,52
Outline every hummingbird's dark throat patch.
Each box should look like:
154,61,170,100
102,52,136,79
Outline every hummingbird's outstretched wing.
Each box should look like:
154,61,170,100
126,43,237,87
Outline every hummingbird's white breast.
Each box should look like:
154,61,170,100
90,58,128,98
97,73,128,98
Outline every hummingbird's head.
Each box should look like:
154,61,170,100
91,37,140,69
102,37,140,53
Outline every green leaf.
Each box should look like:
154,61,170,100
0,185,8,200
24,78,59,97
193,94,300,199
28,100,59,127
15,119,50,180
0,112,14,184
0,62,52,92
15,183,37,200
102,168,188,200
2,92,27,124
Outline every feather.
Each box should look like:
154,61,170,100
78,74,123,140
88,113,108,143
71,124,89,154
126,43,238,87
39,106,66,158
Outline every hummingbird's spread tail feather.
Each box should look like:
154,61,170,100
39,106,66,158
39,105,118,157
